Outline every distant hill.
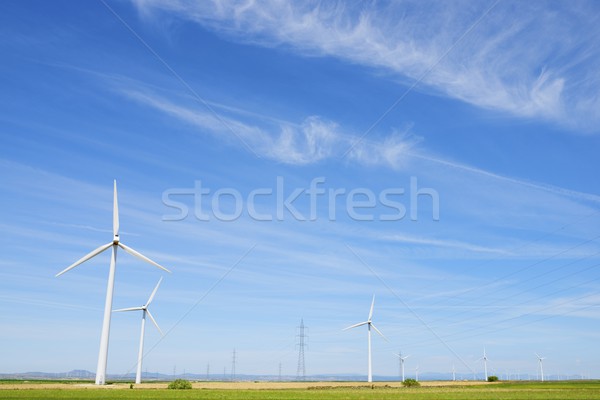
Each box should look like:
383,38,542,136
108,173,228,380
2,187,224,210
0,370,578,381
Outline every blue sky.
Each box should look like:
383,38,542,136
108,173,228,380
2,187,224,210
1,0,600,380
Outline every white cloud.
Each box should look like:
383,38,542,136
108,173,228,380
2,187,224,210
119,87,600,219
132,0,600,132
120,88,419,166
409,151,600,205
347,132,419,169
382,233,508,255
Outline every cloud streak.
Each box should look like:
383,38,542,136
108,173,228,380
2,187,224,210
120,89,419,166
121,87,600,211
132,0,600,132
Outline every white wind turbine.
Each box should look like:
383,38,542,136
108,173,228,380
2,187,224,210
114,277,164,384
536,353,545,382
56,180,171,385
415,365,419,381
394,351,410,382
343,295,387,383
478,348,489,381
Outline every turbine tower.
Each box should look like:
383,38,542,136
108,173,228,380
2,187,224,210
231,348,236,381
452,364,456,381
536,353,545,382
113,277,164,384
478,348,489,381
415,365,419,381
394,351,410,382
343,295,387,383
56,180,171,385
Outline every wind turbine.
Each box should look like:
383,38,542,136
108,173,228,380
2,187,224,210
394,352,410,382
536,353,545,382
56,180,171,385
478,348,489,381
114,277,164,384
343,295,387,383
415,365,419,381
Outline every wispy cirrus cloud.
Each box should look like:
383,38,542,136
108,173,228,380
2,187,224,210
120,87,600,213
382,233,508,255
120,88,418,166
131,0,600,132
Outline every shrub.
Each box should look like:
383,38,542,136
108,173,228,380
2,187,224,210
168,379,192,389
487,375,499,382
402,378,420,387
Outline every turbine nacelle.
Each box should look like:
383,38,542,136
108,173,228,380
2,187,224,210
343,295,388,341
113,277,164,337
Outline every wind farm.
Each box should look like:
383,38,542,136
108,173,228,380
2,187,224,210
2,1,600,399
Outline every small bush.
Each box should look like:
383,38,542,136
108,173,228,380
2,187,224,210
402,378,420,387
487,375,499,382
168,379,192,389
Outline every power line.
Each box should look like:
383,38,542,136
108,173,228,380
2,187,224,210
428,250,600,328
430,231,600,315
415,209,600,309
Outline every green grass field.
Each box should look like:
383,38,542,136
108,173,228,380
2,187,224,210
1,381,600,400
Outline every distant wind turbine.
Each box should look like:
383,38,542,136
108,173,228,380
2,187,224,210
478,348,489,381
394,352,410,382
56,180,171,385
536,353,545,382
415,365,419,381
343,295,387,383
114,277,164,384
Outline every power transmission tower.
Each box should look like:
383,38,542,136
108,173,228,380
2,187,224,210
231,348,237,381
278,362,282,381
296,318,308,380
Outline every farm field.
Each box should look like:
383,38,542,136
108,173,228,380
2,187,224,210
1,380,600,400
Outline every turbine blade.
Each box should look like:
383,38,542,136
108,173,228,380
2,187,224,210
146,310,163,336
403,355,411,360
146,277,163,305
113,307,143,312
343,321,368,331
371,323,388,342
368,295,375,321
118,243,171,273
55,242,113,277
113,180,119,237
